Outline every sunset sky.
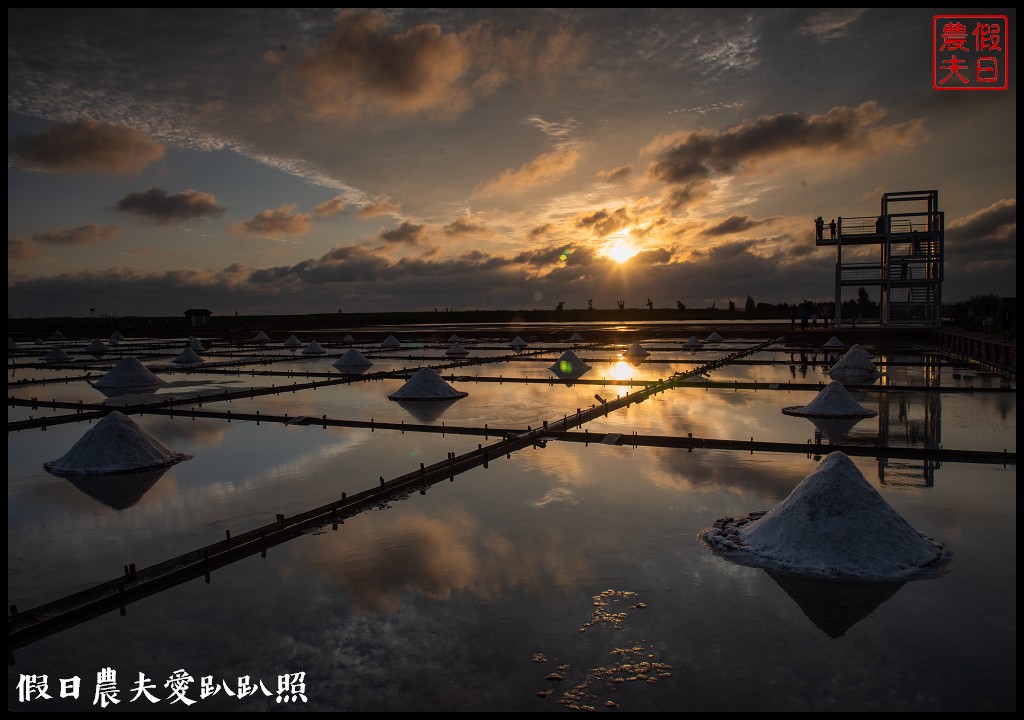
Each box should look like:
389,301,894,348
7,8,1016,317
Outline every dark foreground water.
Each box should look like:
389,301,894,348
7,333,1016,711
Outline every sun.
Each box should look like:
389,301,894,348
602,234,640,264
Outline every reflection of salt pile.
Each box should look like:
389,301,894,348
828,344,880,383
388,368,468,400
45,411,191,476
705,332,723,342
699,452,950,580
782,381,877,418
549,350,591,380
44,347,73,363
446,341,469,357
382,335,401,349
85,339,108,355
510,336,528,351
253,331,270,343
93,357,166,390
625,342,650,358
302,340,326,356
684,336,701,348
173,347,204,365
333,348,373,371
824,336,845,349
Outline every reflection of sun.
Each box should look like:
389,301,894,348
608,360,634,381
602,233,640,263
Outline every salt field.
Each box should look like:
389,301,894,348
7,323,1016,711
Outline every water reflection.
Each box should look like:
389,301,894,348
766,570,905,638
394,399,460,423
64,467,169,510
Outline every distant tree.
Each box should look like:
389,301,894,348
555,301,565,311
728,299,736,314
617,300,626,310
745,295,755,314
677,300,686,310
647,298,654,310
587,298,594,311
857,287,870,307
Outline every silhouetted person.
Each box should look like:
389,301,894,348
799,306,808,331
815,216,824,241
829,219,837,240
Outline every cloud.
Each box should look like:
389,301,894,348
596,165,633,183
443,216,495,238
230,204,311,239
647,103,926,185
660,181,714,212
704,215,761,235
10,120,165,175
945,198,1016,263
314,196,348,219
7,239,40,260
379,221,427,245
357,197,402,219
32,224,121,246
575,207,631,237
112,188,225,224
798,8,868,41
529,224,552,239
474,145,580,196
526,115,579,138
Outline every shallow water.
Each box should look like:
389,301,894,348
7,331,1016,711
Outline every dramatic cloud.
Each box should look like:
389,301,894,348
230,204,311,239
704,215,761,236
10,120,165,175
379,221,426,245
596,165,633,183
357,197,402,219
474,145,580,196
112,189,225,224
7,239,40,260
575,207,631,237
647,103,926,185
945,198,1016,263
529,224,552,239
314,196,348,218
32,224,121,246
798,8,868,41
443,216,495,238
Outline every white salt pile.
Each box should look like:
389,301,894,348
85,339,108,355
343,334,355,344
284,335,302,348
510,336,528,350
254,331,270,343
172,347,204,364
44,347,72,363
302,340,326,356
625,342,650,357
333,348,373,368
549,350,591,379
705,332,723,342
684,336,702,348
189,339,206,354
109,331,125,344
828,344,880,382
446,341,469,357
824,336,845,349
388,368,468,400
448,334,461,343
568,332,584,343
93,357,166,389
782,381,877,418
699,452,950,580
382,335,401,349
45,411,190,476
50,331,65,341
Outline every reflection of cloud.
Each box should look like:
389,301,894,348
533,486,580,508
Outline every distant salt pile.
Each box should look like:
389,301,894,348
568,333,584,344
684,336,701,348
448,334,461,343
50,331,65,341
44,347,72,363
343,334,355,344
782,381,877,419
109,331,125,345
283,335,302,349
625,342,650,357
705,332,723,342
510,336,528,351
93,357,167,390
302,340,326,356
85,339,108,355
333,348,372,368
549,350,591,380
189,339,206,354
35,338,45,345
9,337,18,350
446,341,469,357
699,452,951,580
45,411,190,476
388,368,468,400
253,331,270,343
172,347,204,365
382,335,401,349
828,344,880,382
823,336,845,349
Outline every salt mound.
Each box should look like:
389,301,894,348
50,331,65,341
35,338,45,345
109,331,125,344
189,339,205,354
45,411,190,476
172,347,204,364
782,381,876,418
93,357,166,389
684,336,701,348
302,340,326,356
549,350,591,379
625,342,650,357
382,335,401,349
828,344,879,381
699,452,950,580
448,334,461,343
446,341,469,357
388,368,468,400
85,339,108,354
343,334,355,344
705,332,723,342
510,336,528,350
333,348,372,368
568,333,584,343
284,335,302,348
824,336,845,349
44,347,72,363
253,331,270,343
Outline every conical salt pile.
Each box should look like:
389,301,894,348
823,336,845,349
549,350,591,379
253,331,270,343
109,331,125,344
302,340,326,356
699,452,950,580
684,336,701,348
189,339,205,354
828,344,879,381
93,357,166,389
284,335,302,348
343,334,355,344
447,334,461,343
782,381,876,418
85,339,108,355
568,332,584,343
625,342,650,357
382,335,401,349
50,331,65,341
45,411,190,476
510,336,528,350
705,332,723,342
44,347,72,363
445,341,469,357
333,348,372,368
172,347,204,364
388,368,468,400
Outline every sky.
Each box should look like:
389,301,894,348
7,8,1017,318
